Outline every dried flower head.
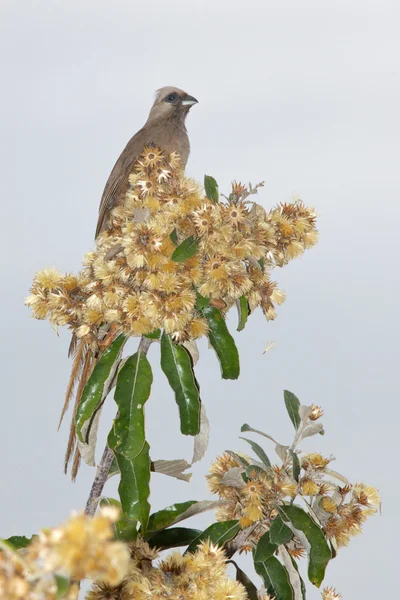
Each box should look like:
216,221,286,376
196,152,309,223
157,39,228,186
322,586,342,600
26,151,318,349
88,539,247,600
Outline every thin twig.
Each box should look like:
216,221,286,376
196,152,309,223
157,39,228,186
84,336,153,516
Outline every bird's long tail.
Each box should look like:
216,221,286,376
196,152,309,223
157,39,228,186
59,338,95,480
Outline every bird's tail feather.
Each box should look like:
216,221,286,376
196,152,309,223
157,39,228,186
62,341,94,477
58,338,85,430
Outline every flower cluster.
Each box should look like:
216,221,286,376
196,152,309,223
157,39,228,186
87,538,246,600
25,148,318,347
0,508,130,599
207,403,380,558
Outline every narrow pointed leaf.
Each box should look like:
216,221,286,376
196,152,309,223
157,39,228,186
171,235,199,262
226,451,251,468
290,555,307,598
279,505,332,587
147,527,202,549
240,423,278,442
3,535,34,550
186,520,240,553
284,390,301,430
279,545,305,600
112,442,151,532
100,498,138,541
290,450,301,482
144,329,161,339
254,531,277,563
152,458,192,482
237,296,249,331
170,500,226,525
76,335,125,442
55,575,70,600
110,457,194,483
230,560,259,600
160,332,200,435
240,437,271,467
269,517,293,545
169,229,178,245
246,464,269,479
108,351,153,459
254,555,294,600
192,402,210,463
196,291,210,310
301,423,325,439
148,501,198,533
204,174,219,202
202,306,240,379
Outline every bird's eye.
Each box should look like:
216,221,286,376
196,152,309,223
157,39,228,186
166,93,177,102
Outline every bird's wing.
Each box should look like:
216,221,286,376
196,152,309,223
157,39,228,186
95,127,149,237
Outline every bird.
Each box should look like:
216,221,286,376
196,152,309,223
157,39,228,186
95,86,198,237
62,87,198,478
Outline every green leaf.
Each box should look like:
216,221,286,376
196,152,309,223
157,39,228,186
171,236,199,262
258,257,265,270
269,517,293,545
196,291,210,310
160,332,201,435
230,560,259,600
226,451,250,468
246,464,269,480
76,335,125,442
284,390,301,430
148,501,198,533
186,520,240,553
279,505,332,587
254,555,294,600
108,456,120,479
204,174,219,202
202,306,240,379
108,351,153,459
290,450,301,482
240,437,271,468
3,535,34,550
254,531,277,563
100,498,138,541
169,229,178,246
144,329,161,339
237,296,249,332
147,527,202,549
112,442,151,532
55,575,70,599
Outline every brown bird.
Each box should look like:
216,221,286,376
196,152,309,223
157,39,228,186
95,86,198,237
62,86,198,478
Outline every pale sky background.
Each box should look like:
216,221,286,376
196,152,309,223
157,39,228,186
1,1,399,597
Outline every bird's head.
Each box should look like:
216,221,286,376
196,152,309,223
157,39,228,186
148,86,198,123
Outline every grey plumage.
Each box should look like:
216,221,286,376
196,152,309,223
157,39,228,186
95,86,198,237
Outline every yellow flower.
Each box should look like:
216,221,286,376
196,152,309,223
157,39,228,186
320,497,338,514
352,483,381,509
26,149,319,348
301,478,320,496
302,453,330,470
309,404,324,420
35,509,131,585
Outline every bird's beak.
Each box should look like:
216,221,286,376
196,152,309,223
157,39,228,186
181,95,198,106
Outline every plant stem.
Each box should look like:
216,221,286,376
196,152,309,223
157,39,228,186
84,336,153,516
